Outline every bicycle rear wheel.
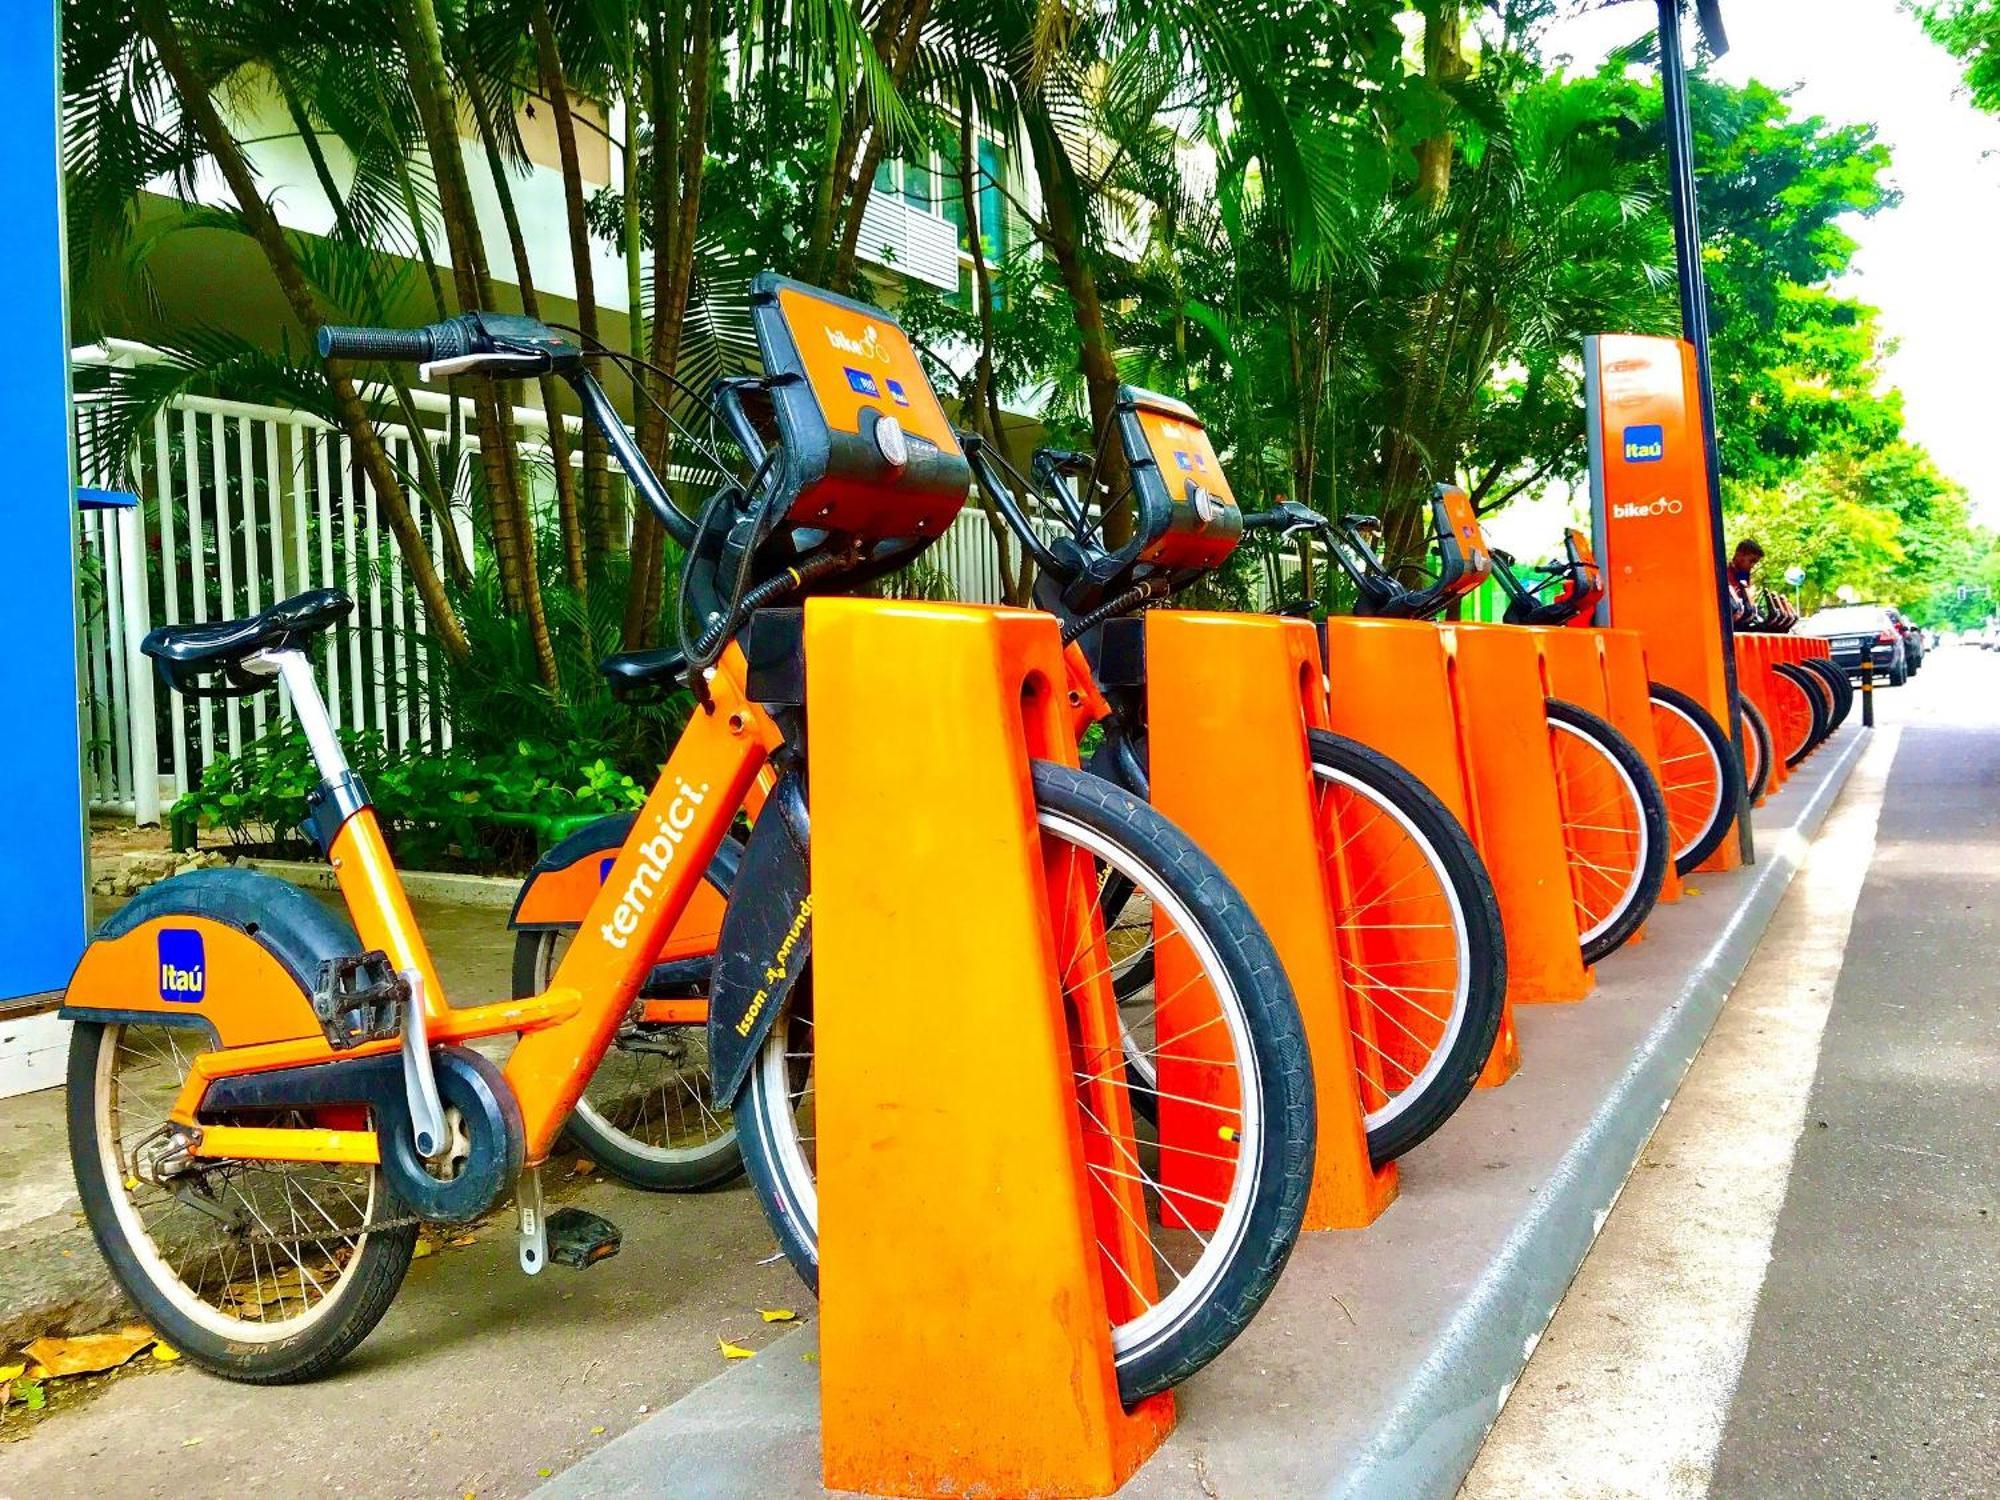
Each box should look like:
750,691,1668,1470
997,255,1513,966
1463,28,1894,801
1647,683,1741,876
735,760,1315,1404
1546,700,1669,964
1307,730,1505,1164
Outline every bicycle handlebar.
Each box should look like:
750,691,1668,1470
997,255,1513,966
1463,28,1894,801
317,320,470,364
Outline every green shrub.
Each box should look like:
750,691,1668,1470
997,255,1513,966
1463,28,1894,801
174,724,647,875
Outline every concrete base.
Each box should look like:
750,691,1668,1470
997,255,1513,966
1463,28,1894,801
539,729,1866,1500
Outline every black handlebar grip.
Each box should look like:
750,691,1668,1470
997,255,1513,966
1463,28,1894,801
316,325,436,361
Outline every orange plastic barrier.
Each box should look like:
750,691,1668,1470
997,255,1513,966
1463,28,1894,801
808,599,1172,1497
1320,618,1520,1087
1146,612,1394,1230
1734,636,1787,796
1437,623,1594,1007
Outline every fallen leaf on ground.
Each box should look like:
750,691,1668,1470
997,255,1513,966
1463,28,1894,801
757,1308,796,1323
181,1435,203,1447
0,1363,23,1383
22,1327,156,1379
572,1158,595,1174
537,1468,553,1479
449,1234,478,1248
21,1380,46,1411
800,1351,818,1364
1683,884,1702,896
590,1425,607,1436
717,1337,755,1360
413,1238,436,1259
151,1343,181,1363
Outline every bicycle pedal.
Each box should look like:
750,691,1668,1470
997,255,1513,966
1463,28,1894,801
544,1207,622,1269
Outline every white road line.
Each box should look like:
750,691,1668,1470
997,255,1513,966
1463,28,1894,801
1459,726,1901,1500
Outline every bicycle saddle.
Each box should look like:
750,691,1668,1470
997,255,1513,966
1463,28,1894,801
142,588,352,695
599,645,689,703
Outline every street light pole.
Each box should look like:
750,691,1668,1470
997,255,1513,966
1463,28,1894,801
1655,0,1754,861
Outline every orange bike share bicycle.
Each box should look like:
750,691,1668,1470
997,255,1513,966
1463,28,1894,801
62,276,1314,1400
1253,500,1669,964
520,385,1509,1178
1489,532,1770,863
958,387,1508,1164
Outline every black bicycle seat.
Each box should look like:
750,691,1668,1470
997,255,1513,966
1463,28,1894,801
142,588,352,695
600,645,690,703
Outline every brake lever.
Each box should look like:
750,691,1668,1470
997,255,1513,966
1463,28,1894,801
420,350,551,382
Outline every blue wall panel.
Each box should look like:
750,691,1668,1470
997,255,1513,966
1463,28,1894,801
0,1,89,1002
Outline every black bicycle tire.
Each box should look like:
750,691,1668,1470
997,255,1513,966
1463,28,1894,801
67,1021,419,1383
1305,729,1507,1164
735,759,1316,1405
1772,662,1830,766
1546,699,1669,964
1646,682,1743,875
1738,694,1773,804
1800,656,1853,730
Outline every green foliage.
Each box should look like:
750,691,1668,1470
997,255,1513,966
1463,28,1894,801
175,721,646,874
1917,1,2000,114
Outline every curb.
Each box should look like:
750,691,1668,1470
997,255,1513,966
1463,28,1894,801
1329,725,1868,1499
239,857,519,909
533,727,1869,1500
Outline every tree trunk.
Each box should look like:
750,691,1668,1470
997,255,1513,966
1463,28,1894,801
532,1,616,569
393,0,559,693
1022,97,1130,546
139,1,470,663
801,0,909,285
281,83,473,588
957,103,1025,605
830,0,934,289
1416,3,1468,210
625,0,716,649
460,44,589,600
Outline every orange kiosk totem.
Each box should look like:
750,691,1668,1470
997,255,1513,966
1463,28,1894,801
1585,333,1748,871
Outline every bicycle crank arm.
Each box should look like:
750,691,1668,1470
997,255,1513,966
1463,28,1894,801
400,969,450,1162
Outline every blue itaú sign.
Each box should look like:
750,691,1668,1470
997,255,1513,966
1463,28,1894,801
0,6,89,1007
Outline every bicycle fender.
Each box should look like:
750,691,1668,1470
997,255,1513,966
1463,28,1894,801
707,769,810,1104
509,813,742,973
61,868,355,1048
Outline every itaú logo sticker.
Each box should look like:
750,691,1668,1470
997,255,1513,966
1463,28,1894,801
1612,497,1684,519
157,928,206,1004
1622,423,1665,462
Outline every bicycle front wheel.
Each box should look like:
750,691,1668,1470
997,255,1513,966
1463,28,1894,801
1307,730,1505,1164
1647,683,1741,875
1547,700,1669,964
1773,662,1830,766
735,760,1315,1404
1739,694,1773,804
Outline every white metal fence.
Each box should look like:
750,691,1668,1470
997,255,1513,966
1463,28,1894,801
71,347,1014,822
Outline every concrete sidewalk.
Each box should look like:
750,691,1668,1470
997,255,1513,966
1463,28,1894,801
538,725,1867,1500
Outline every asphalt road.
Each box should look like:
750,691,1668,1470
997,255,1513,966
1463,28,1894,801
1708,649,2000,1497
1467,642,2000,1499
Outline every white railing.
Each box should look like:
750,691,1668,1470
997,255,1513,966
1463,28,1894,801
73,373,473,821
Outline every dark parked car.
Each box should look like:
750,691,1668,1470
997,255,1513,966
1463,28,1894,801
1799,604,1909,685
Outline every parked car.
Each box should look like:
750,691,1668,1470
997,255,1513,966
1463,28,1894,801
1798,603,1909,684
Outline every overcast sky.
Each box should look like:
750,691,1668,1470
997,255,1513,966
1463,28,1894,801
1537,0,2000,525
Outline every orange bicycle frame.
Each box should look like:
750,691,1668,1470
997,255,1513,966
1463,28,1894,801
171,645,784,1168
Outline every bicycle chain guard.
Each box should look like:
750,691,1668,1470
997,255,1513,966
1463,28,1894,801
201,1044,524,1223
